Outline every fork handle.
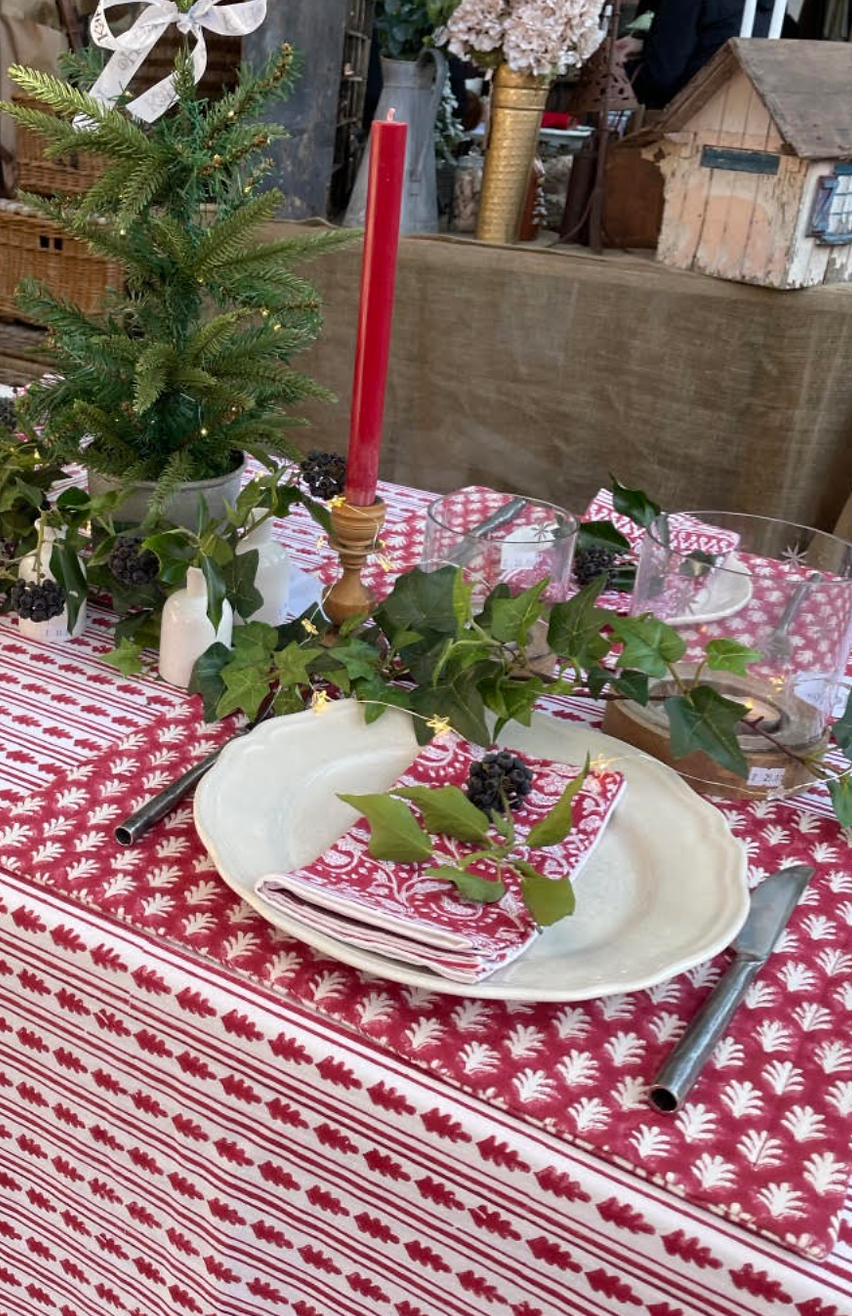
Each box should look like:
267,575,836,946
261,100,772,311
114,748,223,846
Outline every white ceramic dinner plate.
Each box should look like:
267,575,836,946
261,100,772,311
665,553,753,626
194,700,748,1001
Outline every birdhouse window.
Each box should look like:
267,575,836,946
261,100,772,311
810,166,852,245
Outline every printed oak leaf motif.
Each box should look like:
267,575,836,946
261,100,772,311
207,1198,246,1225
133,1029,172,1058
347,1274,389,1303
172,1114,208,1143
220,1074,262,1104
270,1034,312,1064
534,1167,591,1202
404,1239,453,1273
420,1108,472,1143
54,1103,85,1129
526,1237,581,1273
354,1211,399,1244
90,1125,122,1151
213,1138,253,1167
803,1151,850,1195
367,1080,415,1115
458,1270,504,1300
826,1080,852,1116
247,1277,288,1304
131,965,170,994
357,991,396,1025
738,1130,785,1168
404,1017,446,1050
259,1161,299,1190
266,1097,308,1129
315,1123,359,1155
221,1009,263,1041
176,1051,215,1081
59,1211,88,1237
729,1262,792,1302
661,1230,723,1269
595,1198,655,1235
586,1267,641,1305
513,1069,557,1104
477,1136,530,1174
50,925,86,952
363,1148,410,1181
251,1220,291,1248
469,1204,522,1240
299,1243,342,1274
416,1175,464,1210
459,1041,500,1074
168,1173,203,1201
52,1156,84,1183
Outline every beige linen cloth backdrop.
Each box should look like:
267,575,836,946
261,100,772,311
0,0,68,194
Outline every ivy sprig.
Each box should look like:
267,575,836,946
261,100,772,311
338,755,590,928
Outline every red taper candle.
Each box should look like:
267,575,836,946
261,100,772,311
344,110,407,507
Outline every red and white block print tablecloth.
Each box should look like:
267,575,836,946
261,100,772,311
0,481,850,1315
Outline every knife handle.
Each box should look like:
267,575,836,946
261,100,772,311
649,957,759,1111
114,747,222,846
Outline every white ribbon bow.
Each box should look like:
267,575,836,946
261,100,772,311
87,0,268,123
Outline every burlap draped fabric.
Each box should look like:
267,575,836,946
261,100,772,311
0,0,68,195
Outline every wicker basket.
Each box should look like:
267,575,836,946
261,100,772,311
0,201,121,322
13,97,105,197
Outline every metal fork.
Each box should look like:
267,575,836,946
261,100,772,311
764,571,821,662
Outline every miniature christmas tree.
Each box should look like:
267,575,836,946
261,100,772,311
1,42,349,510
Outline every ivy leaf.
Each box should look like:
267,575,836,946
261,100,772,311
832,686,852,758
576,520,631,554
584,665,612,698
525,758,590,849
375,565,459,638
480,673,543,737
425,864,506,903
143,530,196,586
200,555,227,631
703,638,763,677
610,476,661,529
665,687,749,779
49,540,87,634
514,860,576,925
274,640,323,687
113,608,159,651
829,774,852,827
612,669,650,704
223,548,263,620
409,663,493,746
335,636,382,683
337,793,434,862
489,579,548,647
101,637,144,677
611,615,686,677
392,785,490,842
216,660,273,721
188,642,232,721
273,684,307,716
547,577,612,668
234,620,279,656
452,567,473,630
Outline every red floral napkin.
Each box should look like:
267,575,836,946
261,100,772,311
256,732,625,983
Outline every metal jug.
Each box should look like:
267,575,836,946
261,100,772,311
344,49,448,234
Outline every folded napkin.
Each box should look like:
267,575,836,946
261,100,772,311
256,732,626,983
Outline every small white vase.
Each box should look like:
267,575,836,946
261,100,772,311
159,566,233,689
235,516,291,626
17,520,86,642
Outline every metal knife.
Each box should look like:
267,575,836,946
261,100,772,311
114,690,277,846
445,496,528,566
649,863,813,1112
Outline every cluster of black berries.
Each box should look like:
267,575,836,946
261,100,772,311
300,450,347,501
108,536,159,587
0,396,16,432
466,751,534,817
572,545,624,588
10,578,65,622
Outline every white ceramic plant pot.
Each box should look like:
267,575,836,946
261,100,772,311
17,520,86,641
87,454,247,530
159,566,233,689
235,515,291,626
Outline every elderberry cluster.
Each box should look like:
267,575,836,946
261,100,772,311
10,578,65,622
300,450,347,500
466,751,534,818
572,545,622,588
108,536,159,587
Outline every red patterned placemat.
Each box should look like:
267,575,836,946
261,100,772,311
1,703,852,1260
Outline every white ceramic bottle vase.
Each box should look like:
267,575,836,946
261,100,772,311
159,566,233,689
235,515,291,626
17,519,87,642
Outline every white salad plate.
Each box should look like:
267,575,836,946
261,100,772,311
665,553,753,627
194,699,748,1001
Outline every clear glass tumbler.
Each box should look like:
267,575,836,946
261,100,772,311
421,489,578,605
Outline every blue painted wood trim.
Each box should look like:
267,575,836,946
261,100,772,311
700,146,780,175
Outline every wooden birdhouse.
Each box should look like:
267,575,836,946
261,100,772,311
640,39,852,289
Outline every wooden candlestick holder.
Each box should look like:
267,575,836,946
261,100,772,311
323,498,386,629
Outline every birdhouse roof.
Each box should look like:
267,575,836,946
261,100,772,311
638,39,852,160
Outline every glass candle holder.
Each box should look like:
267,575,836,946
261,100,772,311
421,489,578,605
617,511,852,798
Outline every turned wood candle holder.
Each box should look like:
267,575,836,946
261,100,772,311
323,498,386,629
